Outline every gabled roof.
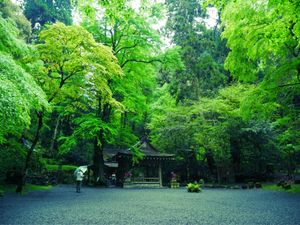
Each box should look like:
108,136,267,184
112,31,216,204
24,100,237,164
103,139,174,161
118,140,174,160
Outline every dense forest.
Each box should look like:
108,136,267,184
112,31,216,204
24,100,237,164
0,0,299,186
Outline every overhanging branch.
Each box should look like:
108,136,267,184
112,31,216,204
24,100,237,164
121,58,162,68
277,82,300,88
115,42,139,55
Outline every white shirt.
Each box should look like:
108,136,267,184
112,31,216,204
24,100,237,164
76,170,84,181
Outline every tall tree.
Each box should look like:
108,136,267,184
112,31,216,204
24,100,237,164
0,3,48,181
208,0,300,173
24,22,120,184
165,0,228,101
23,0,73,29
0,0,32,40
0,12,48,144
62,0,164,184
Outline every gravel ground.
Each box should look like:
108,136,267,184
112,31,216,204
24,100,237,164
1,185,300,225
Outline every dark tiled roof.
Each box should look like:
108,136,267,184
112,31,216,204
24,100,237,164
104,141,174,160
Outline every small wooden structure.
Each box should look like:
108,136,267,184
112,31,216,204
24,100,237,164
104,138,174,188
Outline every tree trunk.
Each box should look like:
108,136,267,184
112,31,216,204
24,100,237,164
186,158,190,182
92,98,111,186
93,136,106,185
23,111,43,186
217,166,221,184
22,74,65,189
49,115,60,157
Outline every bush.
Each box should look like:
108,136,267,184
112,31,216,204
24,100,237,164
277,180,285,186
232,185,241,189
295,180,300,184
46,164,77,171
282,183,292,190
248,182,254,189
187,183,201,193
0,141,26,183
241,184,248,189
171,179,179,188
255,182,262,188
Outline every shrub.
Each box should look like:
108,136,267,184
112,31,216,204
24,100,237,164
171,178,179,188
241,184,247,189
248,182,254,189
282,183,292,190
232,185,241,189
187,183,201,193
277,180,285,186
255,182,262,188
0,140,25,183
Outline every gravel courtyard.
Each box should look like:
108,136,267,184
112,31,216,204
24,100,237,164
1,185,300,225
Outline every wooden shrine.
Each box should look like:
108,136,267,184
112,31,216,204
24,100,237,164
104,138,174,188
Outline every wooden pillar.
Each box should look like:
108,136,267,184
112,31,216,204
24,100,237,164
87,167,90,184
159,160,162,187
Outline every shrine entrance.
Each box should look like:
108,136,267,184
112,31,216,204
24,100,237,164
105,138,174,188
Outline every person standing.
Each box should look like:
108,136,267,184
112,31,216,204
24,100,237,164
76,169,84,193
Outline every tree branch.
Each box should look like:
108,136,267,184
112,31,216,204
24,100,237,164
277,82,300,88
120,58,162,68
115,42,139,55
114,32,124,51
47,69,60,79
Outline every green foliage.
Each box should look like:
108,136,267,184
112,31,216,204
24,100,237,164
208,0,300,172
0,14,29,58
187,183,201,192
263,184,300,194
164,0,228,101
45,164,77,171
149,83,278,182
0,184,52,196
77,0,162,156
0,139,26,182
59,113,119,154
219,0,300,84
37,23,123,159
2,0,298,185
23,0,73,28
36,22,122,103
0,14,48,143
0,0,32,39
131,146,145,165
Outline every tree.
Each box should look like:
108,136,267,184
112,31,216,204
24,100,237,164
0,10,48,144
149,83,277,183
164,0,228,101
23,0,73,29
23,22,121,183
0,0,32,40
59,43,123,184
208,0,300,173
63,0,164,183
0,5,49,181
145,0,231,181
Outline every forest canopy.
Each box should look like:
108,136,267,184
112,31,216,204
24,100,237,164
0,0,299,185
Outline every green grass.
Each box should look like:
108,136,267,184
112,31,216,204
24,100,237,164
46,164,77,171
0,184,52,196
0,184,15,195
263,184,300,194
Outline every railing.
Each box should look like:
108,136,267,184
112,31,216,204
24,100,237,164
130,177,159,183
